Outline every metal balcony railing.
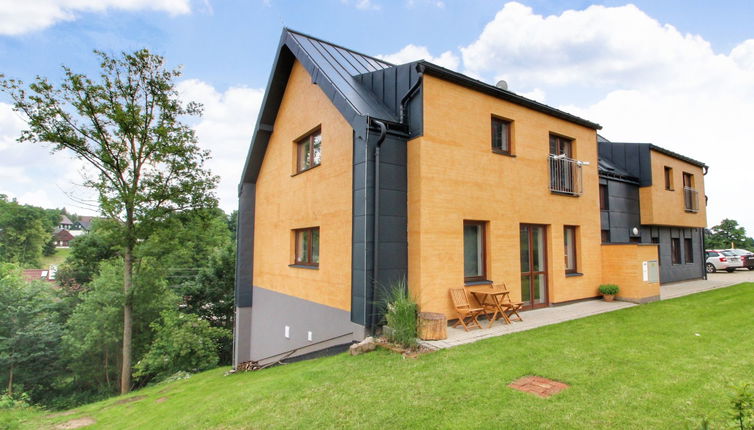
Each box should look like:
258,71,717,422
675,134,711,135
549,155,583,196
684,186,699,212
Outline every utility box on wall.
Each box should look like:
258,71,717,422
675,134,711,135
643,260,659,283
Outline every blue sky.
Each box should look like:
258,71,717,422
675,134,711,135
1,0,753,234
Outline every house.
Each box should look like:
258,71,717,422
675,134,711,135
59,215,73,230
53,228,75,247
72,215,98,231
22,266,58,284
234,29,707,367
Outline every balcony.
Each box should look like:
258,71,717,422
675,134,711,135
684,186,699,212
549,155,583,196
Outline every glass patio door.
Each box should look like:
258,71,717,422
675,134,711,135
520,224,549,309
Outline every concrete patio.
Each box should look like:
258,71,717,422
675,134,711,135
419,270,754,350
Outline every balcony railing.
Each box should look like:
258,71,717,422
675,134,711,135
684,186,699,212
549,155,583,196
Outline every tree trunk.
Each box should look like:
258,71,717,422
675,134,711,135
120,245,134,395
7,363,13,396
105,348,110,390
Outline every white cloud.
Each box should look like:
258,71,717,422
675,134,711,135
378,44,460,71
458,2,754,232
340,0,380,11
176,79,264,213
0,0,191,35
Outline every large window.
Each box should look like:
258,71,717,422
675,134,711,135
671,238,681,265
683,172,698,212
564,226,578,274
296,129,322,173
549,134,582,195
599,184,608,210
684,238,694,263
491,117,512,155
463,221,486,282
294,227,319,267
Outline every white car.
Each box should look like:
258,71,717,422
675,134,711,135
705,249,743,273
726,249,754,270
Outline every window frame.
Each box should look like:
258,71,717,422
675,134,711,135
664,166,674,191
293,227,320,267
549,134,573,157
296,128,322,173
491,116,513,156
463,220,487,283
599,184,608,210
684,238,694,264
564,225,578,274
671,238,681,265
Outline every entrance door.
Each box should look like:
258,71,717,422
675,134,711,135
520,224,548,309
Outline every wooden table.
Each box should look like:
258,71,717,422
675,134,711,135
470,288,512,328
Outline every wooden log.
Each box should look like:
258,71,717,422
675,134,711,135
417,312,447,340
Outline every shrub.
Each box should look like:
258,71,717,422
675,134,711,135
380,278,417,348
134,311,230,384
598,284,619,295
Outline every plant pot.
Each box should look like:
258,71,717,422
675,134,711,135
603,294,615,302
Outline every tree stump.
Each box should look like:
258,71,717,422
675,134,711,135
417,312,447,340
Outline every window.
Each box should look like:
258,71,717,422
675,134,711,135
549,135,572,157
599,184,608,210
549,134,581,195
491,117,512,154
683,172,698,212
294,227,319,266
463,221,486,282
671,238,681,264
684,238,694,263
601,229,610,243
664,166,674,190
296,129,322,172
564,226,578,274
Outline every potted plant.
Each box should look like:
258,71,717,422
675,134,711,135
598,284,619,302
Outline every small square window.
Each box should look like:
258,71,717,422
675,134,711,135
491,117,512,154
296,130,321,173
294,227,319,266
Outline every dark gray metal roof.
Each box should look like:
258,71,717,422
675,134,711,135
598,158,639,184
608,142,707,168
285,29,398,123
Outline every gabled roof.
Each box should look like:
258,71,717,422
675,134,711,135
60,215,72,225
239,28,602,187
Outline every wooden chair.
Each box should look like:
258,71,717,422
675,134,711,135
495,283,524,322
449,288,485,331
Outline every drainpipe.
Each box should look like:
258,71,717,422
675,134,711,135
399,65,424,125
369,119,387,335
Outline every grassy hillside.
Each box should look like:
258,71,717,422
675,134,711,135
5,283,754,429
38,247,72,268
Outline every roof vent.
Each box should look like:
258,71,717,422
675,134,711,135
495,80,508,91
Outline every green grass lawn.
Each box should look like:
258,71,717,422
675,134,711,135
38,247,72,268
6,283,754,429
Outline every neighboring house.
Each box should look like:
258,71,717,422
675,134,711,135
22,266,57,284
53,228,75,247
234,29,708,367
59,215,73,230
597,136,707,283
72,215,97,231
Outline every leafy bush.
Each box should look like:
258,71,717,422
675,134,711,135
599,284,619,295
0,392,30,410
730,384,754,430
134,311,230,384
380,278,417,348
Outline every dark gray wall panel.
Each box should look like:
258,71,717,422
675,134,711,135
655,227,704,283
249,286,362,363
235,183,255,307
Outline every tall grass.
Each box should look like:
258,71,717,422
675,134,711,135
379,278,417,348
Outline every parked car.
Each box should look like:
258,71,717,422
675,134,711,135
726,249,754,270
705,249,743,273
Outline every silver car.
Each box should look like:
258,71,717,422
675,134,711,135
705,249,742,273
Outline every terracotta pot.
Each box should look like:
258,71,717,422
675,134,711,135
603,294,615,302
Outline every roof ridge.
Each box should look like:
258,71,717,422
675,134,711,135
284,27,395,68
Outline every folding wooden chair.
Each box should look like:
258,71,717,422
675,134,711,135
449,288,485,331
495,283,524,322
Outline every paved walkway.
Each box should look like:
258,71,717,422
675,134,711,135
419,270,754,351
